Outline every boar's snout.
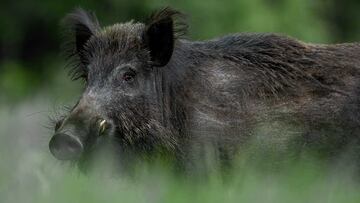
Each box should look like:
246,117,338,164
49,97,112,161
49,132,84,160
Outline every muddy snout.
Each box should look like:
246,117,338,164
49,117,111,161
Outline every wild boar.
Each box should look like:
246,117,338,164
49,7,360,171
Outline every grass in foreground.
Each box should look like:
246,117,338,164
1,94,360,203
1,153,360,203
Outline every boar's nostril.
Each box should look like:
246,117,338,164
49,133,84,160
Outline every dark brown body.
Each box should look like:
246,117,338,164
175,34,360,167
50,8,360,172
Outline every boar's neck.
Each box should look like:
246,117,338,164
150,42,192,138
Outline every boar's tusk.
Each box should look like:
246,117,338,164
99,119,107,135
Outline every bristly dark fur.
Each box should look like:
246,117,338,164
61,8,101,81
145,7,188,39
52,7,360,172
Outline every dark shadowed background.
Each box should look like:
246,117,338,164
0,0,359,202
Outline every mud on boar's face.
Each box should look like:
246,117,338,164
49,8,184,167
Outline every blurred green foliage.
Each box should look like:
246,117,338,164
0,0,359,102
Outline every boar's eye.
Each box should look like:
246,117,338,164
114,65,137,83
122,70,136,82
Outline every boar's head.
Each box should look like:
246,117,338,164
49,8,186,169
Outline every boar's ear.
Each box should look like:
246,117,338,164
63,8,100,66
144,7,187,67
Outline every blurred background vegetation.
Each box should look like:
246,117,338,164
0,0,359,103
0,0,360,202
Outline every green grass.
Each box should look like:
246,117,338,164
1,92,360,203
2,155,360,203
